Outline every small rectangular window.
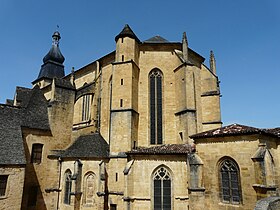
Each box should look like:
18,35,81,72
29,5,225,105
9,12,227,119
31,144,43,164
120,99,123,107
121,79,123,85
0,175,8,196
179,132,183,141
110,204,117,210
116,173,118,182
121,55,124,62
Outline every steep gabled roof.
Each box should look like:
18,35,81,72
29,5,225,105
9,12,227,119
0,105,25,165
127,144,193,155
190,123,280,139
61,133,109,158
0,86,51,165
21,86,50,131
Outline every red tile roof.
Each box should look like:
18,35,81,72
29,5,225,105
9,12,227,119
127,144,193,155
190,123,280,139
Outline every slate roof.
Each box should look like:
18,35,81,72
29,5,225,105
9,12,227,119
14,86,33,107
5,99,14,106
127,144,193,155
53,78,75,90
190,123,280,139
143,35,169,43
61,133,109,158
0,86,51,165
34,31,65,83
20,86,50,131
0,105,26,165
115,24,141,43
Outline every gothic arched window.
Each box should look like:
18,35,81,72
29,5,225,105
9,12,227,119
153,167,171,210
84,173,95,205
219,158,242,204
149,69,163,145
82,94,91,121
64,170,72,205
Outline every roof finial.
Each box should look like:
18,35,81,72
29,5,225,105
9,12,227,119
210,50,216,74
52,26,61,46
182,32,188,62
70,67,75,86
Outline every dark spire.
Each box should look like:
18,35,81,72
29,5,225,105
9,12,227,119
42,31,65,64
33,31,65,84
115,24,141,43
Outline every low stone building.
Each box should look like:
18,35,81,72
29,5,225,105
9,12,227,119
0,24,279,210
190,124,280,210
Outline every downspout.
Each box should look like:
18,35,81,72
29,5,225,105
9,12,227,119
108,65,114,151
97,61,102,132
57,157,63,210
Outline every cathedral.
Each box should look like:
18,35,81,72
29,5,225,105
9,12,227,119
0,24,279,210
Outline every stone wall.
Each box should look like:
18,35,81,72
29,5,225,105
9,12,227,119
0,166,25,210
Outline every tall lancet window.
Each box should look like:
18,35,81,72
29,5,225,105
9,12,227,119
64,170,72,205
149,69,163,145
82,94,91,121
153,167,172,210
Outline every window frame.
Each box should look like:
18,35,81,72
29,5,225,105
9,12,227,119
0,175,8,197
31,143,43,164
82,94,91,122
64,170,72,205
83,172,96,206
219,158,242,205
152,166,172,210
149,69,163,145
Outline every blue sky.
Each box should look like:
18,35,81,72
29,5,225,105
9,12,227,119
0,0,280,128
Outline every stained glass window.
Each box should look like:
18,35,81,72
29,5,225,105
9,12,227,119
153,167,171,210
64,170,72,205
150,69,163,145
220,159,241,204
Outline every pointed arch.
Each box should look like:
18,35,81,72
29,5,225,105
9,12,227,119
152,165,172,210
149,68,163,145
64,169,72,205
83,172,96,205
218,157,242,204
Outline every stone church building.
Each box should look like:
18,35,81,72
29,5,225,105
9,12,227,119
0,25,280,210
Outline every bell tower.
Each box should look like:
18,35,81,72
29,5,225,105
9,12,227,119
32,31,65,88
109,25,140,154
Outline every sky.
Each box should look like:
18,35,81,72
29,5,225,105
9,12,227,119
0,0,280,128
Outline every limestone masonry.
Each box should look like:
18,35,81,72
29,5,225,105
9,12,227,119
0,24,279,210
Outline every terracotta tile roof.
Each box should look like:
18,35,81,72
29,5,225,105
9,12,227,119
127,144,193,155
263,128,280,138
190,123,280,139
